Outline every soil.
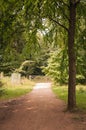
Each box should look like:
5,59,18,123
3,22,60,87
0,83,86,130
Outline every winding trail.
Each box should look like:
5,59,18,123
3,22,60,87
0,83,86,130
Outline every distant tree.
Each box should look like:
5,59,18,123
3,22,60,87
43,48,68,85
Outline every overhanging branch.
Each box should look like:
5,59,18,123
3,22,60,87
48,16,68,32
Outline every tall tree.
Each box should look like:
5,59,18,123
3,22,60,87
39,0,81,110
67,0,80,110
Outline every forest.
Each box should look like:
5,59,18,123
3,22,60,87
0,0,86,110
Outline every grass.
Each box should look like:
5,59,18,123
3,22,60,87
76,85,86,111
0,77,35,100
52,85,86,112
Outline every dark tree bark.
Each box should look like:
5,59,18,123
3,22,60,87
67,0,80,110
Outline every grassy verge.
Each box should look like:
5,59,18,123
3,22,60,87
52,85,86,112
0,77,35,100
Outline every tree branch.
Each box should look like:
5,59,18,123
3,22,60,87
48,16,68,32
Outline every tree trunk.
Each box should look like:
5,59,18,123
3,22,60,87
68,2,77,110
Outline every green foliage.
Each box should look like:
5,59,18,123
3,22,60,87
0,87,5,97
15,60,36,76
75,2,86,84
0,81,3,87
0,61,21,75
0,80,5,97
15,59,46,76
43,48,68,84
76,27,86,84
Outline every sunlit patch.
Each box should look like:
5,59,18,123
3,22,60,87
13,109,19,113
1,105,8,108
26,100,32,103
26,107,34,110
34,83,51,90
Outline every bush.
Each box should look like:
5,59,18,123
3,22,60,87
0,80,3,87
0,81,5,96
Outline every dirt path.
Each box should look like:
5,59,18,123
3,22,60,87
0,83,86,130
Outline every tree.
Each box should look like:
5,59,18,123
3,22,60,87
67,0,85,110
67,0,80,110
43,48,68,85
39,0,81,110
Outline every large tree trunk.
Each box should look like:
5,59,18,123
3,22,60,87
68,1,77,110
